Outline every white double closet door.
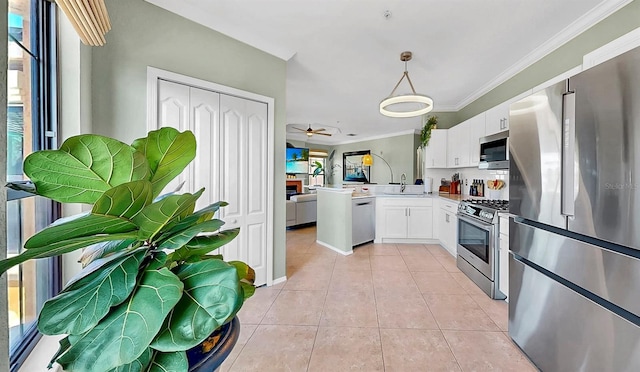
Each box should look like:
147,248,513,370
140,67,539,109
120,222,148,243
157,79,268,286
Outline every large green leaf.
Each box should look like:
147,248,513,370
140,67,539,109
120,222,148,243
169,229,239,263
159,201,227,240
147,351,188,372
23,134,150,204
93,180,154,219
132,128,196,197
48,336,71,369
57,268,183,372
151,260,243,351
132,190,203,241
0,232,139,275
106,348,152,372
24,214,137,249
38,250,147,335
78,239,138,268
158,219,225,250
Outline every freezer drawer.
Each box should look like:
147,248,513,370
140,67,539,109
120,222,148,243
510,219,640,317
510,256,640,372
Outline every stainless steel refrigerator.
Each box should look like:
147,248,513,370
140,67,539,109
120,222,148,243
509,46,640,372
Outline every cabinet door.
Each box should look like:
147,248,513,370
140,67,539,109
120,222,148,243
468,113,486,166
425,129,447,168
407,206,433,239
444,211,458,256
499,233,509,300
382,206,408,238
485,102,509,136
446,125,459,168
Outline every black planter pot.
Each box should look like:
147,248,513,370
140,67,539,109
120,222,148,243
187,317,241,371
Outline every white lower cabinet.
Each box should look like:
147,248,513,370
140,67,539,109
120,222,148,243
499,216,510,301
436,199,459,256
376,198,434,242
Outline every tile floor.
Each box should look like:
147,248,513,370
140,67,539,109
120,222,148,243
221,226,537,371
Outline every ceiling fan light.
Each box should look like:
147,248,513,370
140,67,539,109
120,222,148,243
379,94,433,118
306,131,313,137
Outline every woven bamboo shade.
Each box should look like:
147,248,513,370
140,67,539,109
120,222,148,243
55,0,111,46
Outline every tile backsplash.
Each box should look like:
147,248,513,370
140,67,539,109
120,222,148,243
423,167,509,199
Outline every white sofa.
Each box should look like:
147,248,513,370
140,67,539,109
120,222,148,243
286,193,317,227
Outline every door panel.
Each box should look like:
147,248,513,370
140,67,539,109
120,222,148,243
407,206,432,239
568,47,640,250
220,97,244,221
509,82,566,229
190,88,220,208
383,206,407,238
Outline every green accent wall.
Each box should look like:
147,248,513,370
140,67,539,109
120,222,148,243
90,0,287,279
457,0,640,122
330,133,418,185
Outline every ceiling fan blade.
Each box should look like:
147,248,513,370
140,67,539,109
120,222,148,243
315,132,332,136
312,128,326,132
292,127,307,132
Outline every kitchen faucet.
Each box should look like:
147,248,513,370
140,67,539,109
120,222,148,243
400,173,406,193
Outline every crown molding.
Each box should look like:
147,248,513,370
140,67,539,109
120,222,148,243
454,0,633,110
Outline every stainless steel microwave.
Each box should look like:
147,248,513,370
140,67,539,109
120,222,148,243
479,131,509,169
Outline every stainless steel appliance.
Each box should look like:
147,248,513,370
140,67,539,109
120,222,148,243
352,197,375,246
456,199,508,300
509,46,640,371
479,131,509,169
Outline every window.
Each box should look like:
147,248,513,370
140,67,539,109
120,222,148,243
308,157,325,187
7,0,59,369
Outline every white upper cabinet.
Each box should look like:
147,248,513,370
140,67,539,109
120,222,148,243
485,90,532,136
424,129,448,169
447,118,471,168
468,112,486,166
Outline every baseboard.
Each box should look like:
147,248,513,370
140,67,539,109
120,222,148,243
315,240,353,256
271,276,287,286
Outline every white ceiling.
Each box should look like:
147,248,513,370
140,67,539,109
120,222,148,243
147,0,629,145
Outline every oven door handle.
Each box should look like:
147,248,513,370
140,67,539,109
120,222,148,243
457,214,493,232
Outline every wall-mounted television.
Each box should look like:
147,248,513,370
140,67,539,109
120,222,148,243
286,147,309,174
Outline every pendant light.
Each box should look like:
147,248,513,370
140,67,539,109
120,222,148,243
380,51,433,118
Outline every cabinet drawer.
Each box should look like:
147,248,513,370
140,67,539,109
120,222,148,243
440,200,458,212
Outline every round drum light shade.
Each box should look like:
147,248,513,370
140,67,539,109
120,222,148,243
362,154,373,166
379,94,434,118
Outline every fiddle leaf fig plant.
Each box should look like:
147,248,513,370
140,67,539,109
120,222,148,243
2,127,255,372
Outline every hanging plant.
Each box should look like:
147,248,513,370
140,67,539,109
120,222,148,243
419,115,438,148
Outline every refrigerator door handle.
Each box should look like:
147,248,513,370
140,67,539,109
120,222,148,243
561,91,576,217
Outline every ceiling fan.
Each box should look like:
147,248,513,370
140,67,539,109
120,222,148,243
292,124,332,137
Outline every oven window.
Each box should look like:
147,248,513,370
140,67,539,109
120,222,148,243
458,219,490,263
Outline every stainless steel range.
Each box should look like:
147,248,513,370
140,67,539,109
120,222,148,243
456,199,507,299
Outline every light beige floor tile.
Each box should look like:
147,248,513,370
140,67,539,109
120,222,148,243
307,327,384,372
219,324,257,372
450,272,487,296
372,270,419,294
262,290,326,326
369,243,400,256
229,325,317,372
237,288,280,324
424,294,500,331
369,255,408,271
443,330,537,371
328,269,374,293
284,267,332,291
425,244,452,257
471,294,509,332
334,252,371,271
380,329,461,371
412,271,468,295
397,243,431,256
375,292,439,329
269,280,286,290
352,244,371,256
404,254,448,272
433,253,461,273
321,290,378,327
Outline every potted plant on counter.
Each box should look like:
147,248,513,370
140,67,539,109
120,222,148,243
2,127,255,372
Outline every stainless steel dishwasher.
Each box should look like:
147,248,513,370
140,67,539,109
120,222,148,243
352,197,375,246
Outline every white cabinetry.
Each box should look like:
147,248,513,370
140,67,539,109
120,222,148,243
424,129,448,168
498,215,510,301
375,197,434,242
468,113,486,166
437,199,459,256
485,90,532,136
447,122,470,168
